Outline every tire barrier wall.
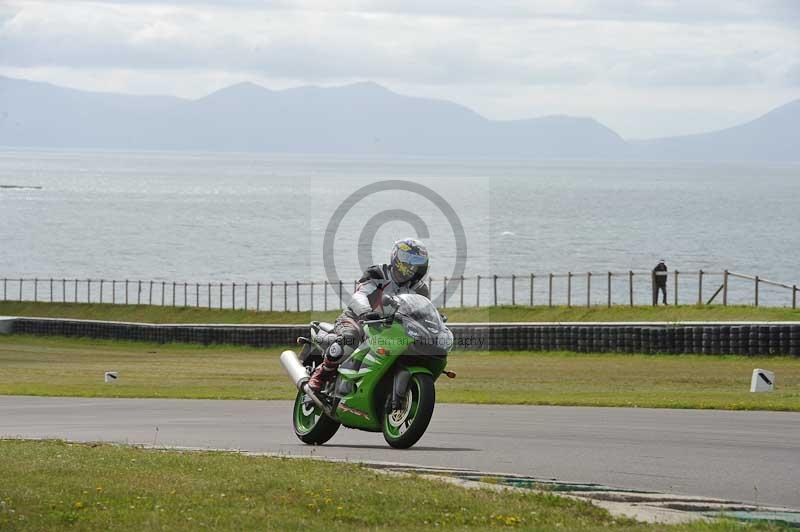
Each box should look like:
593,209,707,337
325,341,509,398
9,318,303,348
6,318,800,356
447,323,800,356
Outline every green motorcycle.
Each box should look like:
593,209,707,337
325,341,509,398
280,293,454,449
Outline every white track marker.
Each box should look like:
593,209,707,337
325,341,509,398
750,369,774,392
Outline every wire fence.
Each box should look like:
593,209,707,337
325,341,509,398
1,270,797,312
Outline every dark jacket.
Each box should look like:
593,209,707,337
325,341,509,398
653,262,668,286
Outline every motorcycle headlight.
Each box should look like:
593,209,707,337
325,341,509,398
439,329,454,352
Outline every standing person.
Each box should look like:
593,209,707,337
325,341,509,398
652,259,668,305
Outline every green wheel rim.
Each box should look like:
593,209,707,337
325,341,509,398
294,391,322,435
384,376,421,440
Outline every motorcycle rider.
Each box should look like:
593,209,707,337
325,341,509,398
307,238,430,393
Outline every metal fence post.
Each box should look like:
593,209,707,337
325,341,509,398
112,280,116,304
754,275,759,307
529,273,534,306
493,275,498,306
548,273,553,307
2,278,6,301
651,269,656,306
510,274,515,306
586,272,591,307
628,271,634,307
296,281,300,311
256,283,261,311
149,281,154,305
138,280,142,305
62,278,66,302
34,277,38,302
284,281,288,311
232,283,236,309
607,272,612,308
184,282,187,307
18,278,23,302
172,282,176,307
567,272,572,307
87,279,91,303
697,270,703,305
125,280,129,305
49,278,53,302
74,279,78,303
338,281,343,310
98,279,102,303
207,283,211,309
323,280,327,311
722,270,728,306
196,283,199,308
443,277,448,308
674,270,679,305
270,282,274,311
161,281,165,306
460,275,465,308
219,283,223,309
793,285,797,309
476,275,481,308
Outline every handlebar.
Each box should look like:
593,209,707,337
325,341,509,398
362,311,447,326
360,316,395,326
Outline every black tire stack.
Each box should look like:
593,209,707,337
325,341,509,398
8,317,800,356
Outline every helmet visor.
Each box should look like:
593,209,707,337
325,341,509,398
397,249,428,266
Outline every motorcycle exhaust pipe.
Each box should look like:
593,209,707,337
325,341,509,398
280,350,309,390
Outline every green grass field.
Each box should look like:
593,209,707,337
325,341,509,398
0,440,783,531
2,301,799,324
2,335,798,410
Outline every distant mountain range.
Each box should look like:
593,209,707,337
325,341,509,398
1,75,797,161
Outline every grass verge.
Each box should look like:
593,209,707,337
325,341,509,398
1,301,799,324
1,335,798,411
0,440,782,531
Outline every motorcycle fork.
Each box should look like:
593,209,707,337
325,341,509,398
389,368,412,411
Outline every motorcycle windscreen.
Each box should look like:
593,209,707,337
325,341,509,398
395,293,453,352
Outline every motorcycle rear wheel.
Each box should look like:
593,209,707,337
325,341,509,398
382,373,435,449
293,389,340,445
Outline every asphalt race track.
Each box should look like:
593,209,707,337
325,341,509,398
2,396,798,508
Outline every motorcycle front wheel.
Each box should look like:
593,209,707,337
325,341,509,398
382,373,435,449
292,389,340,445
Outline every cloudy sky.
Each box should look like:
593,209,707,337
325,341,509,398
1,0,798,138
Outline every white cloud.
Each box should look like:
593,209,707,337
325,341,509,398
24,0,800,23
785,63,800,87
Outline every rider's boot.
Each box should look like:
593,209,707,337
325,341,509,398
307,358,339,393
307,342,344,393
